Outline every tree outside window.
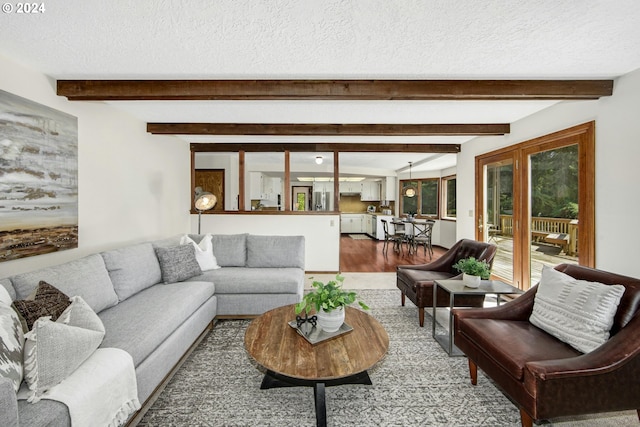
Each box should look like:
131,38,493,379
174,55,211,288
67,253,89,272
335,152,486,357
400,179,439,217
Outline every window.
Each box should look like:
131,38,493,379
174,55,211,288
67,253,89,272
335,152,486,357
400,179,439,217
442,175,456,219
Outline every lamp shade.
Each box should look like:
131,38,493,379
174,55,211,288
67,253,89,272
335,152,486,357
195,191,217,211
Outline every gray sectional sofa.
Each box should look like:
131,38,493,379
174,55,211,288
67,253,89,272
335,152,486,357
0,233,305,427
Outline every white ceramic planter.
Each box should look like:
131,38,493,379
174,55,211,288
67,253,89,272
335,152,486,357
316,307,345,333
463,273,481,288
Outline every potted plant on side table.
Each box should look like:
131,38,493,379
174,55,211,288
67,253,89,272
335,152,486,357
295,273,369,333
452,257,491,288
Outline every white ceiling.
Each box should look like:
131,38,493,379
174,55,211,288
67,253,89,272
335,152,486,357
2,0,640,172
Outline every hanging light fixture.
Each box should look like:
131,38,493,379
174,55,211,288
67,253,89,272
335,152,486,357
403,162,417,198
315,156,323,164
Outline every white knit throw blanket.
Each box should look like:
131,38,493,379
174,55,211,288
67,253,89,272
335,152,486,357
18,348,140,427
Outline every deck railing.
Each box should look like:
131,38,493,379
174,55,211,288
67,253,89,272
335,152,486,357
496,215,578,256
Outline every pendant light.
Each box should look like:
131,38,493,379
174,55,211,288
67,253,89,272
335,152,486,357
404,162,417,198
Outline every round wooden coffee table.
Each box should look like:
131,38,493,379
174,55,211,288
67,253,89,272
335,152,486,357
244,304,389,427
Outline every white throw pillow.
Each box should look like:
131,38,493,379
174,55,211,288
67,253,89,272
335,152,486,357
530,266,625,353
23,296,105,402
0,302,24,392
180,234,220,271
0,286,12,305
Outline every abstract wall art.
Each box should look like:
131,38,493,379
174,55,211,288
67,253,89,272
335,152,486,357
0,90,78,262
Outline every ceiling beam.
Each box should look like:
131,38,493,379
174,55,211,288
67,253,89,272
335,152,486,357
190,143,461,154
57,79,614,101
148,123,509,136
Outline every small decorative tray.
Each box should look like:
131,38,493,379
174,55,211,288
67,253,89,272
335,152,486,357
288,320,353,345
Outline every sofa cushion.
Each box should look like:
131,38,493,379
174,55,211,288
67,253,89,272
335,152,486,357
212,234,247,267
0,303,24,392
23,296,105,402
246,235,305,268
155,244,202,284
12,281,71,331
11,254,118,314
180,234,220,271
101,242,162,301
98,281,215,366
189,267,303,294
457,318,581,380
530,266,626,353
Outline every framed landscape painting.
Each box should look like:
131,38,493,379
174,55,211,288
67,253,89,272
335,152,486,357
0,90,78,262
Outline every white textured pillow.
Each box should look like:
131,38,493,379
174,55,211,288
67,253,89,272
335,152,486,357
180,234,220,271
23,296,105,402
0,303,24,392
0,285,12,305
530,266,625,353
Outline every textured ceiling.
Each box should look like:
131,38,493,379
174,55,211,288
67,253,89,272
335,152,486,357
2,0,640,171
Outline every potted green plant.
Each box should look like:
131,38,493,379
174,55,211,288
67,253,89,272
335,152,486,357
452,257,491,288
295,273,369,332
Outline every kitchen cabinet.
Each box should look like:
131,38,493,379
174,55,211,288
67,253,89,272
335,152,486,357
381,176,397,201
249,173,281,202
339,182,362,194
364,214,374,236
360,181,381,201
341,214,365,233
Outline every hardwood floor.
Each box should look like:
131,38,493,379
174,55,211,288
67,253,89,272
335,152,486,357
339,234,446,272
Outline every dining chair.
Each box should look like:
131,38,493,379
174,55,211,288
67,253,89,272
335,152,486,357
381,219,405,255
411,219,435,258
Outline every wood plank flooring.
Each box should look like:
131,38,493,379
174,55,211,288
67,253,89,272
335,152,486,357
339,234,446,272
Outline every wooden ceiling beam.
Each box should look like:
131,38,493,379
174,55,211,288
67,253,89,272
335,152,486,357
190,143,461,154
148,123,509,136
57,79,613,101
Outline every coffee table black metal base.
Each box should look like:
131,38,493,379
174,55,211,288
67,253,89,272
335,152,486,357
260,369,373,427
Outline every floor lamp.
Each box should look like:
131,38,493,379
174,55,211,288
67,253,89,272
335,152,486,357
194,188,217,234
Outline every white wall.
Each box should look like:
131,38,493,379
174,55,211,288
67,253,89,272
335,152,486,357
193,214,341,271
0,54,191,277
457,67,640,278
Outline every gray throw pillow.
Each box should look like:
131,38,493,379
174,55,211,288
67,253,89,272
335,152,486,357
0,303,24,392
23,296,105,402
155,244,202,283
530,266,626,353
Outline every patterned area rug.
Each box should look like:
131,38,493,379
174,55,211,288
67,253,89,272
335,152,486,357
139,290,637,427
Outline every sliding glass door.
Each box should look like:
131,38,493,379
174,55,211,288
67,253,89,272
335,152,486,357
476,122,595,290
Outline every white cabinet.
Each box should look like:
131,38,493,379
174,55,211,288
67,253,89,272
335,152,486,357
249,173,282,203
249,172,263,199
364,214,374,236
339,182,362,193
341,214,365,233
361,181,381,201
381,176,397,201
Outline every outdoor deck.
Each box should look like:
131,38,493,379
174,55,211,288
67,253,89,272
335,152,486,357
491,234,578,286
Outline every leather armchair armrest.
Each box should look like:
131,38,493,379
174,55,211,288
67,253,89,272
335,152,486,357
525,314,640,382
453,286,536,322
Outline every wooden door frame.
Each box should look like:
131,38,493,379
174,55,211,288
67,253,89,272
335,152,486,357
475,122,595,290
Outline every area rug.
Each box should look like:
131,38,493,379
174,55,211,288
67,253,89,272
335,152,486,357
348,234,372,240
139,290,637,427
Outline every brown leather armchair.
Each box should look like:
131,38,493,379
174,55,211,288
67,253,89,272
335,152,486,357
396,239,497,326
453,264,640,427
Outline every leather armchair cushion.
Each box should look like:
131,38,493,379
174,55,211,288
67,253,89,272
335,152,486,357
397,269,455,290
458,318,581,380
